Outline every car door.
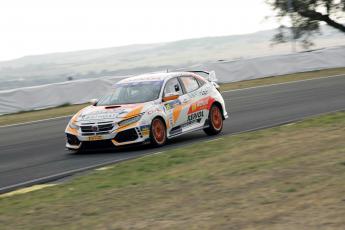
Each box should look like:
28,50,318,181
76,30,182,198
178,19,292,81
162,77,185,135
179,75,207,132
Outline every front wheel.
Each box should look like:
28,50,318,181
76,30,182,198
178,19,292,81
204,104,223,136
150,117,167,147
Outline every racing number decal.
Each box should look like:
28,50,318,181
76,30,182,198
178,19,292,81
164,100,181,111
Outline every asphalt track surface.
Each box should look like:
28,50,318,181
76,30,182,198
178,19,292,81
1,75,345,193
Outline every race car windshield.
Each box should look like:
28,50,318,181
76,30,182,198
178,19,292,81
97,81,163,105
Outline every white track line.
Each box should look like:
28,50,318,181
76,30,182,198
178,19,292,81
1,73,344,129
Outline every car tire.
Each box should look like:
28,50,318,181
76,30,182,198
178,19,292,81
204,104,223,136
150,117,167,147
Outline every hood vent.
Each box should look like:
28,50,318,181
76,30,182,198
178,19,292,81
105,105,121,109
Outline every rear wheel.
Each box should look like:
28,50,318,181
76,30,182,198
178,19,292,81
150,117,167,146
204,104,223,136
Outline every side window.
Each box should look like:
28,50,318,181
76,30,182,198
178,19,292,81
196,77,206,86
163,78,182,96
180,76,199,93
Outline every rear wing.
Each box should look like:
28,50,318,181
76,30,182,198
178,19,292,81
185,70,220,90
185,70,218,82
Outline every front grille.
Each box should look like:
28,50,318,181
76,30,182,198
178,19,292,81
82,131,109,136
80,122,114,136
98,124,114,131
114,128,138,143
66,134,80,145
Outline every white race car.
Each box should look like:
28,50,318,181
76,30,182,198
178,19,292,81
65,71,228,151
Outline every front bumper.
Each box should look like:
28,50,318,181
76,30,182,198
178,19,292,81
65,123,150,150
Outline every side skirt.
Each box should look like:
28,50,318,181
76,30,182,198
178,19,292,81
167,123,210,139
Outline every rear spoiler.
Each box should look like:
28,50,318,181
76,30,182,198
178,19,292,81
184,70,218,82
185,70,220,90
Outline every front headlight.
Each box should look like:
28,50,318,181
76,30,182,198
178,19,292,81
118,114,143,127
69,122,79,130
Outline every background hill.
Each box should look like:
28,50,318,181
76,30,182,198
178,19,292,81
0,26,344,90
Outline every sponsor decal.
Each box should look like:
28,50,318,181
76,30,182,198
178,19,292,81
188,86,211,98
187,111,204,122
165,103,171,111
200,89,208,96
147,108,162,115
80,108,130,120
81,113,119,120
79,104,145,121
168,113,174,127
180,111,204,128
181,111,204,128
188,97,209,114
191,104,197,112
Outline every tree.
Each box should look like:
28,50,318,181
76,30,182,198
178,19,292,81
267,0,345,49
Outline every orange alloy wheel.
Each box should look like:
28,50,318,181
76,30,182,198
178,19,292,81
152,119,166,144
211,106,222,130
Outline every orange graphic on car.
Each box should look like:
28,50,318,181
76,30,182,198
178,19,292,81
188,97,214,114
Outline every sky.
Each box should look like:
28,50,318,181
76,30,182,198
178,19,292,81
0,0,278,61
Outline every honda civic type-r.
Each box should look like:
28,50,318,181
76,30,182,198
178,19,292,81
65,71,228,151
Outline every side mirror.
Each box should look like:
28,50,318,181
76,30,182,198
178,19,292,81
162,93,179,102
174,84,180,92
90,98,98,106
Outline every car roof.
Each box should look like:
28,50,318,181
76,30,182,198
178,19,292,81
117,72,198,84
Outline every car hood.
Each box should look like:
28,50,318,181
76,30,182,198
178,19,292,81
75,103,145,123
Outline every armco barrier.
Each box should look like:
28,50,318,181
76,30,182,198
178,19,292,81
190,46,345,83
0,77,125,115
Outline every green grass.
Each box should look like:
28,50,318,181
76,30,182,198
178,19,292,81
1,111,345,229
1,67,345,126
